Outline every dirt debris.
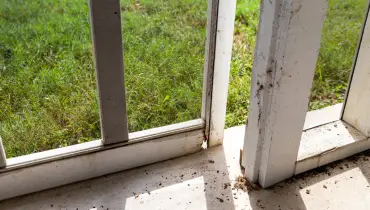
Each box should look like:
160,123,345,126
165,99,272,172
133,192,139,199
233,175,259,192
216,197,224,203
223,183,231,189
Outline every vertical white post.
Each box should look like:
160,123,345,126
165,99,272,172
0,137,6,169
89,0,129,144
243,0,327,187
202,0,236,147
342,3,370,136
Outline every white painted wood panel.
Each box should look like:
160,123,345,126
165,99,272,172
201,0,218,125
243,0,327,187
208,0,236,147
89,0,129,144
202,0,236,147
342,5,370,137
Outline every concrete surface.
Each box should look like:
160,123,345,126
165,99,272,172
1,126,370,210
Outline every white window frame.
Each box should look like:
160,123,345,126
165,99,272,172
0,0,236,200
1,0,369,200
242,0,370,188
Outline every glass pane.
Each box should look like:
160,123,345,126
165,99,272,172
309,0,368,110
121,0,208,132
0,0,100,157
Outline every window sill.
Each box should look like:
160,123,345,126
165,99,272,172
0,119,204,201
2,124,370,210
1,104,369,201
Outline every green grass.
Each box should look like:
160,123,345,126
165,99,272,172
0,0,368,157
310,0,368,110
225,0,368,126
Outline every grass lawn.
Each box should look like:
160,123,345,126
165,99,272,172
0,0,368,157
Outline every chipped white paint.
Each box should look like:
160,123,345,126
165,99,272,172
243,0,328,187
89,0,129,144
202,0,236,147
342,4,370,137
0,138,6,169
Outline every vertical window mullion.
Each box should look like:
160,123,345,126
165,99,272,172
0,138,6,168
342,2,370,136
202,0,236,147
242,0,328,187
89,0,129,145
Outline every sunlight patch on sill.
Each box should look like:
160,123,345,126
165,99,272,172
125,176,207,209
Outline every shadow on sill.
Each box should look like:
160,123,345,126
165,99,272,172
1,139,370,210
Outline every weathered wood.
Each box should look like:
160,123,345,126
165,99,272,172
342,3,370,137
243,0,327,187
202,0,236,147
89,0,129,144
0,137,6,169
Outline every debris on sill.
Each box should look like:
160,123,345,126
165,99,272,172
133,192,139,199
223,183,231,189
216,197,224,203
234,175,259,192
